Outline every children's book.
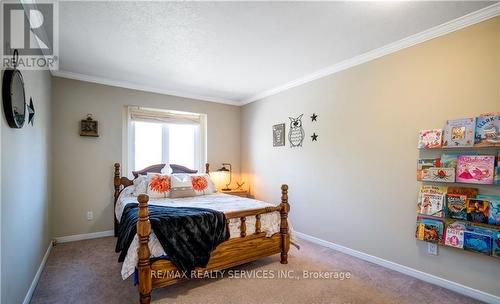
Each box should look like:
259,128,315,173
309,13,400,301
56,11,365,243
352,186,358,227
444,221,465,248
466,198,490,224
474,114,499,145
443,117,475,147
422,167,455,183
446,194,468,220
493,232,500,258
441,153,459,168
417,185,447,215
495,167,500,185
416,216,444,243
456,155,495,184
478,195,500,226
447,186,478,198
418,129,443,149
417,158,440,181
420,193,445,217
463,229,492,255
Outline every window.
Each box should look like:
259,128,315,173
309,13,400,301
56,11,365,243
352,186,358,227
126,107,206,173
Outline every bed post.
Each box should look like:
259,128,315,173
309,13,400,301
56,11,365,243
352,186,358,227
137,194,152,304
280,184,290,264
113,163,121,237
205,163,210,174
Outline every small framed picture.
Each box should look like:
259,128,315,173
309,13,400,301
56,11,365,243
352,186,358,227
80,114,99,137
273,123,285,147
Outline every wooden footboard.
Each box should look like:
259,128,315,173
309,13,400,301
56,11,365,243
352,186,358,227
136,185,290,304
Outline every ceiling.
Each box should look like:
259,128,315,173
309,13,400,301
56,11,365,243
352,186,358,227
55,1,496,105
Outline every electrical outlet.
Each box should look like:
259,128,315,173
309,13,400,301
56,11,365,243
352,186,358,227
87,211,93,221
427,242,438,255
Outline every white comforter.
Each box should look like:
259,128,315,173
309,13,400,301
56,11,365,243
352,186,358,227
116,187,283,279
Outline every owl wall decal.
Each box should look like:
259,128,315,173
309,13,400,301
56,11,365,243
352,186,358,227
288,114,305,147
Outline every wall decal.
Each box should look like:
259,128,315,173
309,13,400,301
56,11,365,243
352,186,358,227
272,123,286,147
289,114,304,147
311,133,318,141
80,114,99,137
27,97,35,126
311,113,318,122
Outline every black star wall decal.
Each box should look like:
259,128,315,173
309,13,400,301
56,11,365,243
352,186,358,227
27,97,35,126
311,113,318,121
311,133,318,141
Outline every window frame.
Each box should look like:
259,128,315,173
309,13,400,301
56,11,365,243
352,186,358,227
123,106,207,178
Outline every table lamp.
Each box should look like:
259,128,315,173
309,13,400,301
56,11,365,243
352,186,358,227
217,163,232,191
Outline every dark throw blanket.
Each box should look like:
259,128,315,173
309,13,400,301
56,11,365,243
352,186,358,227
116,203,229,273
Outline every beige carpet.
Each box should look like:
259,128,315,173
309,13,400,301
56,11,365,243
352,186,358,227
31,237,480,304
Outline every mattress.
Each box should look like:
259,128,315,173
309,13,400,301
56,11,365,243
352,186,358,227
116,186,283,279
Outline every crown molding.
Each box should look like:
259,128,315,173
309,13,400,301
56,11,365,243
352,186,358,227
52,70,242,106
52,3,500,107
240,3,500,105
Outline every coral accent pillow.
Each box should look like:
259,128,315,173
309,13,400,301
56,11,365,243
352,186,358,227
147,173,171,198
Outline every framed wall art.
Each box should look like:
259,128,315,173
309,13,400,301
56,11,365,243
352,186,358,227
272,123,285,147
80,114,99,137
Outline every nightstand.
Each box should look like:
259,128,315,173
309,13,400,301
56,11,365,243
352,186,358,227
221,189,250,198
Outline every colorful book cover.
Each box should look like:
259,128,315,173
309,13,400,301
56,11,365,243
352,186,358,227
456,155,495,184
441,154,458,168
463,230,492,255
416,158,440,181
478,195,500,226
474,114,499,145
422,167,455,183
446,194,468,220
418,129,443,149
488,201,500,226
420,193,445,217
444,222,465,248
416,216,444,243
493,232,500,258
466,198,490,224
417,185,447,215
495,167,500,185
447,186,478,198
443,117,475,147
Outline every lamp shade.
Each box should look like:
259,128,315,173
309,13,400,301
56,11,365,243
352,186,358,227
215,163,232,191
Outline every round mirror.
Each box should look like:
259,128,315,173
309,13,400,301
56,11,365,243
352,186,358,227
2,69,26,128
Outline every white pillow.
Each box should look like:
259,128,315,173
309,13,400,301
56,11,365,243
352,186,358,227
133,175,148,196
146,173,171,198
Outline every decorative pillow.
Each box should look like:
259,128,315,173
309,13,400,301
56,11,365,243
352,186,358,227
170,164,198,174
146,173,171,198
133,175,149,196
192,174,216,195
169,173,216,198
169,174,196,198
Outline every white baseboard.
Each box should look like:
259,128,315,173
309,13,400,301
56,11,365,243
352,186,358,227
295,231,500,304
22,242,52,304
54,230,114,244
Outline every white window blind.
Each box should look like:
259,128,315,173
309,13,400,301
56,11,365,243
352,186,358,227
127,107,206,173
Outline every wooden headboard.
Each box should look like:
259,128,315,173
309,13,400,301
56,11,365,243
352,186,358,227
112,162,210,236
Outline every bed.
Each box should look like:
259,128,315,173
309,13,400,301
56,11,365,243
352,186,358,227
113,163,290,304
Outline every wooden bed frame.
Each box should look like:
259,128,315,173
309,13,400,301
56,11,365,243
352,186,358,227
113,163,290,304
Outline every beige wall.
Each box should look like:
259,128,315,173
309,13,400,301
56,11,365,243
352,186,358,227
1,69,52,304
51,78,241,237
241,17,500,296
